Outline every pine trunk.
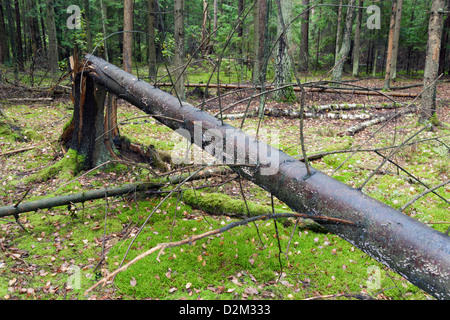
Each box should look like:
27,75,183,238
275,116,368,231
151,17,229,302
299,0,309,71
174,0,185,101
352,0,363,77
46,0,58,72
421,0,446,122
390,0,403,80
384,0,397,90
273,0,294,102
331,0,355,84
123,0,133,73
148,0,156,81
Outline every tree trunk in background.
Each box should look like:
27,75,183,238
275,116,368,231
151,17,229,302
27,0,39,61
438,0,450,75
421,0,446,122
4,0,18,79
148,0,156,82
299,0,309,71
123,0,133,73
39,1,47,56
174,0,185,101
334,0,343,63
46,0,58,72
273,0,294,101
331,0,355,83
237,0,244,56
253,0,264,83
83,0,93,53
99,0,109,60
200,0,211,55
0,3,9,64
213,0,218,40
384,0,397,90
14,0,23,71
390,0,403,80
352,0,363,77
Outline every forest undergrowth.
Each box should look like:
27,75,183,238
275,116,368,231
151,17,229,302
0,76,449,301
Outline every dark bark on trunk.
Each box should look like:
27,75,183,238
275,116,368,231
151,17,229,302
84,55,450,300
69,72,111,169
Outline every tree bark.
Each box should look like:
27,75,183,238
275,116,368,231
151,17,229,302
252,0,268,84
273,0,294,101
352,0,363,77
13,0,24,71
0,3,9,64
421,0,446,122
334,0,343,63
84,54,450,300
99,0,109,60
331,0,355,83
123,0,133,73
299,0,310,72
390,0,403,80
384,0,397,90
174,0,185,101
46,0,58,72
4,0,18,79
83,0,93,53
148,0,156,81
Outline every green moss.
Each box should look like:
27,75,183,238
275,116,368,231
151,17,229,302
0,120,23,142
20,149,85,184
182,189,280,217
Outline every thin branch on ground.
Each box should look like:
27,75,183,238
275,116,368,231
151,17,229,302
84,212,355,295
400,179,449,212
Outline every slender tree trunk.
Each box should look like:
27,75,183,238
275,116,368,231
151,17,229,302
200,0,210,55
46,0,58,72
421,0,446,122
148,0,156,81
213,0,218,40
174,0,185,101
390,0,403,80
299,0,309,72
27,0,39,60
384,0,397,90
334,0,343,63
39,1,46,55
331,0,355,83
253,0,268,84
123,0,133,73
0,3,9,64
99,0,109,60
237,0,244,56
4,0,18,79
14,0,23,70
352,0,363,77
438,0,450,75
273,0,294,101
83,0,93,53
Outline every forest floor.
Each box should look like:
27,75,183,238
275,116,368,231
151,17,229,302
0,75,449,301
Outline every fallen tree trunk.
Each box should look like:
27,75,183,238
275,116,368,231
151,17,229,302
345,105,418,136
0,182,162,218
85,55,449,299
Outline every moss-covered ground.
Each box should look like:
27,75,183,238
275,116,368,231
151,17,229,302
0,75,448,301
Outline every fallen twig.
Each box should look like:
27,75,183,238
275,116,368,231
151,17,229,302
401,179,450,211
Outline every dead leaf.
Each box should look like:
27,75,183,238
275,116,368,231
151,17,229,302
244,287,258,295
228,276,242,287
130,276,137,287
